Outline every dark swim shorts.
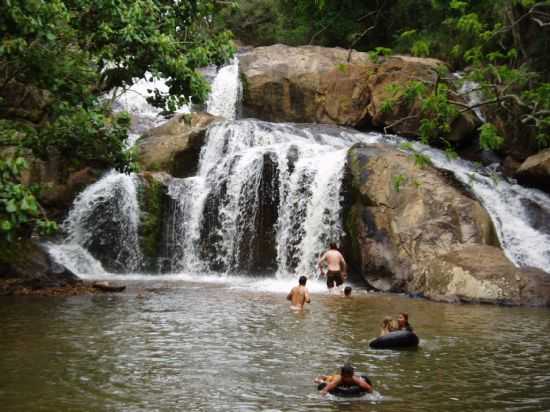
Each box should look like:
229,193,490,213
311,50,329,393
326,270,343,288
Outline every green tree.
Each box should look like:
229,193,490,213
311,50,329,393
0,0,235,240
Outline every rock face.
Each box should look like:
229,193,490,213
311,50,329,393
137,112,223,177
411,245,550,306
0,240,81,294
515,148,550,193
341,143,550,306
240,44,478,141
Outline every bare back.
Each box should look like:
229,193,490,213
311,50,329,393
320,250,346,272
287,285,311,309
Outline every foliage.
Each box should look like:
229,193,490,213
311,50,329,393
392,173,407,192
0,0,235,239
217,0,550,157
0,157,57,241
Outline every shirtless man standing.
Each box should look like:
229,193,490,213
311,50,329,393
287,275,311,310
318,242,347,292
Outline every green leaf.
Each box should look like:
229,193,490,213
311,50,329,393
1,220,12,232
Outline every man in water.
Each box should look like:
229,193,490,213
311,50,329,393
318,364,373,396
343,286,352,297
318,242,347,292
286,275,311,310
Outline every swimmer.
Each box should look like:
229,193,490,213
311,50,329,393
286,275,311,310
398,312,413,332
343,286,352,297
318,242,347,293
380,316,394,336
319,364,373,396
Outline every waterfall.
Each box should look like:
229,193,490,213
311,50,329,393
206,58,241,120
54,171,142,274
165,121,381,276
49,56,550,278
455,72,486,123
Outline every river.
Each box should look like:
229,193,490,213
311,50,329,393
1,276,550,411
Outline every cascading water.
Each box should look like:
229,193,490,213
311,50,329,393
165,121,382,276
49,56,550,279
206,58,241,120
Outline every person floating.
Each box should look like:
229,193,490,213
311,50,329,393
343,286,352,297
318,242,347,292
318,364,373,396
286,275,311,310
380,316,395,336
397,312,413,332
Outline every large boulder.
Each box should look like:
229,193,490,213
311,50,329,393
343,143,550,306
411,245,550,306
239,44,478,141
515,148,550,193
0,240,81,294
343,145,489,285
137,112,223,176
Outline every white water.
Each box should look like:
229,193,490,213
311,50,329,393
58,171,142,274
167,121,380,276
206,58,241,120
49,57,550,282
455,72,486,122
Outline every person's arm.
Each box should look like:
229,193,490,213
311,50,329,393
286,288,293,301
318,253,326,276
305,290,311,304
353,376,373,393
320,376,341,396
341,255,348,279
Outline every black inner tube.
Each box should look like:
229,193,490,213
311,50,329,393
317,375,372,397
369,330,419,349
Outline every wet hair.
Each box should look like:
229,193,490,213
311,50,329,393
400,312,409,322
341,364,354,377
329,242,338,250
344,286,352,296
299,275,307,286
382,316,392,328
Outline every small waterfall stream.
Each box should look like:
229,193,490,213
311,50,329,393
49,58,550,278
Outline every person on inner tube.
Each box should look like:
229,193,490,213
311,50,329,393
319,364,373,396
397,312,413,332
318,242,347,292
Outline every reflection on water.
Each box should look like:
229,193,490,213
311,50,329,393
1,278,550,412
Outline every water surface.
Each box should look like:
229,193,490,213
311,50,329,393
1,277,550,412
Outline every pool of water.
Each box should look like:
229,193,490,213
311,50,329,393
1,275,550,411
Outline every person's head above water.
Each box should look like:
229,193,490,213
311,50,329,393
382,316,392,328
398,312,409,327
341,364,354,378
299,275,307,286
329,242,338,250
344,286,352,296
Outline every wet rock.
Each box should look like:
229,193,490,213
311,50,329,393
412,245,550,306
137,112,223,176
137,172,171,272
515,148,550,193
240,44,478,142
343,143,499,293
0,240,81,294
237,152,280,273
